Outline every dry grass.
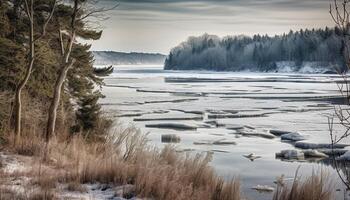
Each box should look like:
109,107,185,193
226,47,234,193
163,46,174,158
0,92,13,139
0,187,20,200
0,181,56,200
27,190,56,200
1,123,241,200
69,126,241,200
273,169,333,200
1,126,335,200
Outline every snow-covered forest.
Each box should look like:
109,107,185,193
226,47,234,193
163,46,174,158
165,27,345,73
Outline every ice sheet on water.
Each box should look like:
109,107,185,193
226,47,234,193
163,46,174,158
100,65,348,200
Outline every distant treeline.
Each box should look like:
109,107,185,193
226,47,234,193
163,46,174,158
164,27,345,73
93,51,166,65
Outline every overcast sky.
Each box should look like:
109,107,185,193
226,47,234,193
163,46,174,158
90,0,334,54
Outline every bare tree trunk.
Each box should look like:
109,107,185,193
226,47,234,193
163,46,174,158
45,59,75,142
45,0,78,141
14,59,34,137
13,0,56,143
14,0,34,142
44,0,114,141
44,59,75,160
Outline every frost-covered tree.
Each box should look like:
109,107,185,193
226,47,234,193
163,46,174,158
165,28,345,72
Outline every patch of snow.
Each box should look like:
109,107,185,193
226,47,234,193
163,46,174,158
233,127,275,139
275,62,296,73
60,183,144,200
298,62,333,74
0,152,27,173
251,185,274,192
1,176,31,195
275,61,335,74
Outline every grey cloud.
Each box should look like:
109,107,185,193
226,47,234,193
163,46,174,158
99,0,330,22
91,0,334,54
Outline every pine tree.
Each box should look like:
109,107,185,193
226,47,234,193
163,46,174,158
76,92,102,131
0,0,114,138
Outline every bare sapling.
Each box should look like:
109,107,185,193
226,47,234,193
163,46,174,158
329,0,350,191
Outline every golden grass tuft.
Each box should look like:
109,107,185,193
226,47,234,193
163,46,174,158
273,170,333,200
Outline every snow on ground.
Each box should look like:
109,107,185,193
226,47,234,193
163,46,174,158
0,152,27,174
61,184,146,200
0,151,147,200
0,152,32,196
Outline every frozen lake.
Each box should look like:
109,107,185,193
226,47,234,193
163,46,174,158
100,65,349,200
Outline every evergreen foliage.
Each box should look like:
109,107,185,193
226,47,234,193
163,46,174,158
94,65,114,76
76,92,102,131
0,0,112,135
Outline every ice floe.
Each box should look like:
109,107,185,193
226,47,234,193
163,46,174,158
144,98,198,104
161,134,181,143
294,142,349,149
280,132,306,141
318,149,347,156
193,139,236,146
145,123,197,130
336,151,350,161
276,150,304,160
171,109,204,115
208,113,266,119
302,150,328,158
134,116,203,121
234,128,275,139
251,185,274,193
269,130,292,136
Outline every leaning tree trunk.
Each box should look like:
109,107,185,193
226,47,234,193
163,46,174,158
45,59,75,142
45,23,76,141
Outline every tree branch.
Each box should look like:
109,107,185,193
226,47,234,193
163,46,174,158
58,27,65,56
78,4,119,22
23,0,32,22
34,0,57,42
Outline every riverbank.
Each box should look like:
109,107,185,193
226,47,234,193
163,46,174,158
0,124,335,200
0,126,241,200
